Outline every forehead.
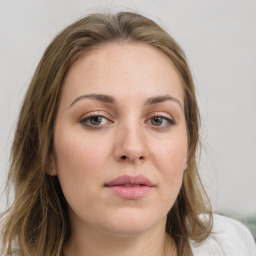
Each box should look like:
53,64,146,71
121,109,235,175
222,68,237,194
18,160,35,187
61,42,184,105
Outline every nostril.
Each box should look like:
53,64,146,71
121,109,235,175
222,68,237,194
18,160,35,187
119,155,145,161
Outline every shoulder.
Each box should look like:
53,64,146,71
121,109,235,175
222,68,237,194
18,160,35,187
190,214,256,256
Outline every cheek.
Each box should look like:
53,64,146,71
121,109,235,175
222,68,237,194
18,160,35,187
55,129,109,172
152,134,188,174
150,133,187,200
53,130,111,201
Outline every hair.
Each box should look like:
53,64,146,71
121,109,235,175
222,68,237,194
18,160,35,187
0,11,212,256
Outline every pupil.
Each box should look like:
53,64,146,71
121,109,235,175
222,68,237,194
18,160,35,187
91,116,102,125
152,117,162,126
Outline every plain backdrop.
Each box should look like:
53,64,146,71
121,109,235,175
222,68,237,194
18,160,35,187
0,0,256,216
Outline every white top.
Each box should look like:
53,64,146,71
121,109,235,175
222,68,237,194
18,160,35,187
190,214,256,255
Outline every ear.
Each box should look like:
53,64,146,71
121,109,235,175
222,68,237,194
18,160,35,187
184,156,188,170
46,154,57,176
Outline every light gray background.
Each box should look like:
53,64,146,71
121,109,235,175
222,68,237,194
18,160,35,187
0,0,255,216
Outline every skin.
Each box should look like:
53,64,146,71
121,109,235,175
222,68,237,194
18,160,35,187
50,42,188,256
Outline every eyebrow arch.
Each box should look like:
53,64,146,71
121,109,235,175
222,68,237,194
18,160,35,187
70,93,116,107
144,95,183,110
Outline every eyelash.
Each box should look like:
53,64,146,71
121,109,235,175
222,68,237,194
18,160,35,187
80,113,176,128
80,114,111,128
148,114,176,128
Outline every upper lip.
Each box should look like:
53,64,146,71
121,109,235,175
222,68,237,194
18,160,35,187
105,175,155,187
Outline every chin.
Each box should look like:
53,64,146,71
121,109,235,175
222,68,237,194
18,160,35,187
99,208,166,237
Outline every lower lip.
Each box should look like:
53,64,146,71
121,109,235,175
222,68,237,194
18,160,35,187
106,186,153,200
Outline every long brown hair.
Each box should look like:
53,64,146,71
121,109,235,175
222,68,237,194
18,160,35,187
0,12,212,256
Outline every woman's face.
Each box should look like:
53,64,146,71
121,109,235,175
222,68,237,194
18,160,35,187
52,43,188,236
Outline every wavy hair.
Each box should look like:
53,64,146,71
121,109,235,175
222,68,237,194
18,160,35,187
0,11,212,256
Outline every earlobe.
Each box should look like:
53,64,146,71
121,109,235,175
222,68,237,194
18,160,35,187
46,155,57,176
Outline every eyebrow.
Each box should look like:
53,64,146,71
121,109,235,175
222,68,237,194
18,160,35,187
144,95,183,109
70,94,116,107
70,93,183,110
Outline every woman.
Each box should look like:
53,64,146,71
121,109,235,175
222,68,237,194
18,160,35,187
0,11,255,256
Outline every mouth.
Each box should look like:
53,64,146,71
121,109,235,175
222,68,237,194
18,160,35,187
104,175,155,200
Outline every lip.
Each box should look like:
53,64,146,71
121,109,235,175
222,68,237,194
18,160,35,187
104,175,155,200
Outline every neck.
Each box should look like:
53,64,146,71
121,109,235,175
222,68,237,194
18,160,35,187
64,223,178,256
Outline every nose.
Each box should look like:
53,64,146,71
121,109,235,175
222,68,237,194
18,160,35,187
113,124,149,164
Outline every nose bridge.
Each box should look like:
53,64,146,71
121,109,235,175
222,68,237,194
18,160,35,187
114,115,148,162
123,121,144,148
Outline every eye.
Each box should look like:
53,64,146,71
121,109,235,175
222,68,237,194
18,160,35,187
80,115,110,127
148,115,175,127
